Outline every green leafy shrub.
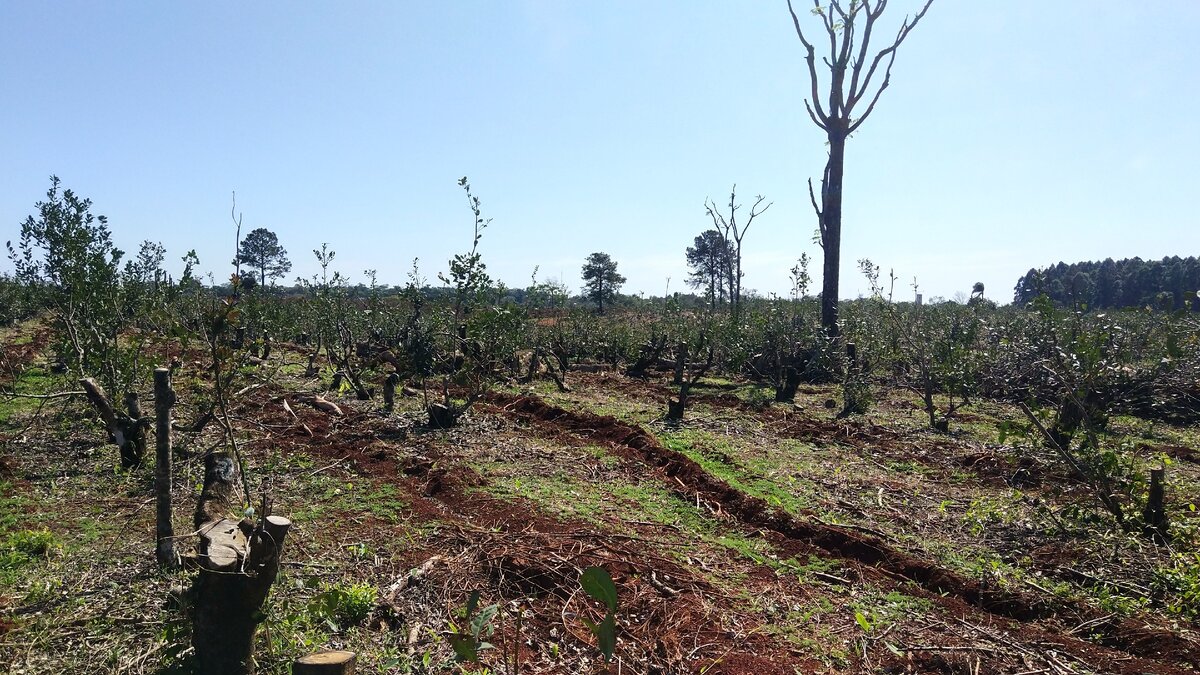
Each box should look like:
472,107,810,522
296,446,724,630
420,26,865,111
308,582,377,630
448,589,498,662
1154,552,1200,620
580,566,618,662
4,528,60,560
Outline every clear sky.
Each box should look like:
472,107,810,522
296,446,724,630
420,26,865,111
2,2,1197,303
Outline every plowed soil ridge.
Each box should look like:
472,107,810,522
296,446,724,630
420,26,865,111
485,391,1200,673
248,392,802,672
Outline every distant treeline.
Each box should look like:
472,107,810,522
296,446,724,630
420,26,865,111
215,281,721,312
1014,256,1200,310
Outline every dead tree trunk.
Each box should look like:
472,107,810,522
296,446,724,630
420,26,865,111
427,403,457,429
80,378,146,469
788,0,935,338
192,452,291,675
154,368,177,569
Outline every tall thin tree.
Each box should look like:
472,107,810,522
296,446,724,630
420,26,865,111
788,0,934,337
704,185,771,318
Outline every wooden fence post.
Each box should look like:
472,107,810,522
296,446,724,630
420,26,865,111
154,368,177,568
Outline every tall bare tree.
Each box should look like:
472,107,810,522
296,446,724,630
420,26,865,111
788,0,934,337
705,185,771,318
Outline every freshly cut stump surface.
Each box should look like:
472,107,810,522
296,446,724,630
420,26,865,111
292,650,356,674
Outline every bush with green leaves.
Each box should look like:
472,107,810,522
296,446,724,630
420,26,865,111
308,581,377,630
448,589,498,663
8,176,141,395
850,260,985,428
580,566,618,662
1,528,61,581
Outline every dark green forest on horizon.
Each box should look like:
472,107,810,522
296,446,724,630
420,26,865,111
1015,256,1200,311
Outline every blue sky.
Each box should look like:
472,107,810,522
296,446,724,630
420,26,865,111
2,2,1197,303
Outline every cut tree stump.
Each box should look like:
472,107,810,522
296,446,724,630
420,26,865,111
427,403,457,429
666,399,686,421
292,650,356,674
673,342,688,385
79,377,147,469
383,372,400,413
1143,466,1168,543
192,451,291,675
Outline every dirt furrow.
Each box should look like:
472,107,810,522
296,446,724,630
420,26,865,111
240,391,806,673
485,391,1200,674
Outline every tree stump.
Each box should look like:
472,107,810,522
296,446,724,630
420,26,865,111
667,380,691,422
124,392,147,464
293,651,356,674
673,342,689,385
192,452,291,675
80,378,147,469
383,372,400,413
427,403,457,429
775,364,800,403
1142,466,1168,543
666,399,686,421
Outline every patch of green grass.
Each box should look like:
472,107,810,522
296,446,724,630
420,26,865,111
483,470,615,524
850,589,933,634
354,482,410,523
289,476,412,525
0,482,32,533
962,491,1025,535
696,376,737,387
723,383,777,407
1155,552,1200,620
0,527,61,587
5,528,59,557
0,365,59,422
253,568,433,675
778,554,846,582
480,458,787,580
580,444,621,467
277,360,310,377
660,429,816,515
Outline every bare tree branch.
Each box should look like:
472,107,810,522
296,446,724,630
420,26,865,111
847,0,884,102
788,0,830,123
803,99,828,130
807,178,823,222
2,390,85,400
847,0,933,115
